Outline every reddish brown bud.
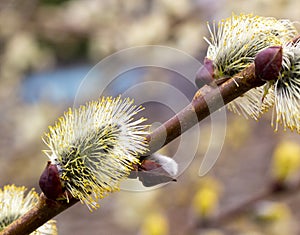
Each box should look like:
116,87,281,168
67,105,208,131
130,159,177,186
195,58,215,88
138,159,176,187
255,46,282,81
140,159,162,171
39,161,64,200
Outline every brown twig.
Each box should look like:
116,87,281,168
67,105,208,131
147,63,263,154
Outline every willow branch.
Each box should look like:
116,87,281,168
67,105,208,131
147,63,263,154
1,63,264,235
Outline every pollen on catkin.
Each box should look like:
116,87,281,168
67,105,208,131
0,185,57,235
204,13,297,119
42,96,149,210
272,40,300,132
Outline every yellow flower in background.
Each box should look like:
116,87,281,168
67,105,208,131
0,185,57,235
204,13,297,120
271,141,300,181
255,201,291,222
140,212,169,235
254,201,296,235
41,96,149,210
192,177,222,218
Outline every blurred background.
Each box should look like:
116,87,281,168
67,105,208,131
1,0,300,234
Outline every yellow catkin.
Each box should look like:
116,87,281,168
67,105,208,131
204,13,298,122
43,96,149,210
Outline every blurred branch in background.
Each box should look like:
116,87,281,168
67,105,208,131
188,141,300,234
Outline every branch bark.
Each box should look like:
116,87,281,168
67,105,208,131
147,63,263,154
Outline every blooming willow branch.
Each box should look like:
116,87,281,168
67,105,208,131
196,13,300,133
1,58,268,235
2,14,300,235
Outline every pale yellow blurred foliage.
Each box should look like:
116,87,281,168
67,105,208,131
172,21,206,54
271,141,300,182
227,0,300,20
139,211,169,235
113,190,160,229
0,9,23,37
125,13,169,46
2,32,54,77
254,201,297,235
225,115,252,149
159,0,191,18
192,177,222,218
